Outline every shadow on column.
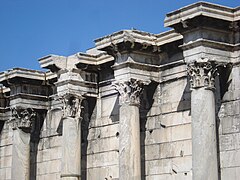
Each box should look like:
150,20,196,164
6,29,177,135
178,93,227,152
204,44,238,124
30,110,45,180
81,97,96,180
140,81,158,179
215,64,232,180
0,121,4,134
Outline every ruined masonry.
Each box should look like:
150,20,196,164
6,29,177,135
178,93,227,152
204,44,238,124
0,2,239,180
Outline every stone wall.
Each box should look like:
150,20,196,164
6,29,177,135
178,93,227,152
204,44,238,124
0,2,239,180
219,63,240,179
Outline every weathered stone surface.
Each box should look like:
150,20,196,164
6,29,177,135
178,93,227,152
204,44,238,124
221,167,240,180
220,133,240,151
0,2,239,180
87,151,118,168
146,159,172,175
220,149,240,168
12,129,30,180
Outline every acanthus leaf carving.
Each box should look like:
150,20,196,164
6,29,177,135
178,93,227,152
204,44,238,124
9,108,36,130
59,93,84,120
114,78,149,106
187,61,219,90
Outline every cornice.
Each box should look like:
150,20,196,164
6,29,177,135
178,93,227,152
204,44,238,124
165,2,238,28
180,39,238,51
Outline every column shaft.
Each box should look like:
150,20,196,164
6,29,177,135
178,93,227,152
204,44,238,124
119,104,141,180
191,88,218,180
60,94,83,180
61,117,81,180
114,78,145,180
188,61,220,180
10,107,36,180
12,129,30,180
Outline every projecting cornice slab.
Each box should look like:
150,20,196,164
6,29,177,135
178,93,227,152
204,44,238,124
0,68,46,84
155,30,183,46
95,30,158,50
165,2,240,28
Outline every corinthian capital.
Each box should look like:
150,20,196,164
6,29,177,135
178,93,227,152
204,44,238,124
187,61,219,90
59,93,83,119
9,108,36,130
114,78,148,106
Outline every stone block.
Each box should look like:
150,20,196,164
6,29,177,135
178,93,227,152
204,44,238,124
144,124,191,146
144,127,172,145
145,116,157,130
87,165,119,180
37,161,47,175
0,156,12,168
48,160,61,174
88,124,119,140
0,168,11,180
147,106,161,116
160,139,192,159
93,117,117,128
159,103,172,114
0,135,12,147
221,167,240,180
144,144,160,160
220,133,240,151
172,156,192,173
220,149,240,168
232,67,240,90
5,167,11,180
87,151,119,168
49,136,62,148
171,124,191,142
37,173,59,180
221,115,240,134
146,173,192,180
0,145,12,157
0,169,6,180
87,136,118,154
145,159,172,175
159,111,191,128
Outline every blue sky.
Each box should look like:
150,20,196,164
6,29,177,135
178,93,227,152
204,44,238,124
0,0,239,71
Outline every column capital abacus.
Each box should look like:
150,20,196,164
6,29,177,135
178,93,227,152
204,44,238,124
9,107,36,130
114,78,149,106
187,61,219,90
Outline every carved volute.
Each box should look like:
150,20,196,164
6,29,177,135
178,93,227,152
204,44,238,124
59,93,84,119
114,78,147,106
187,61,219,90
9,108,36,131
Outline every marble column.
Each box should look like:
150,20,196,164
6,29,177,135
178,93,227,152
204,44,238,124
10,108,36,180
187,61,219,180
60,93,83,180
114,78,145,180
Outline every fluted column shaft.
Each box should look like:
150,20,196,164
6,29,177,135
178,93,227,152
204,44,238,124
115,79,144,180
188,61,219,180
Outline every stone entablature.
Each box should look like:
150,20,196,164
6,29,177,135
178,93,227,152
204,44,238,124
165,2,240,27
0,2,239,180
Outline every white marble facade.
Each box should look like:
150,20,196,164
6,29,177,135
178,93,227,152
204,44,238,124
0,2,239,180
